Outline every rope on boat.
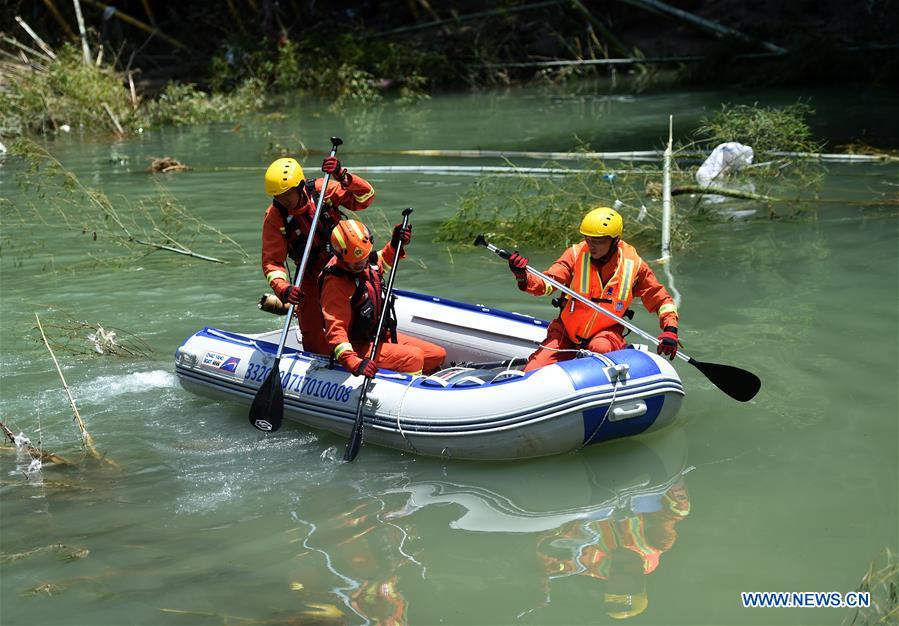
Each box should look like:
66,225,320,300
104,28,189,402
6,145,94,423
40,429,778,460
395,375,424,454
577,352,622,451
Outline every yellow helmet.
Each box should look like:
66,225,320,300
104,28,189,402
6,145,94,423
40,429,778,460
580,207,623,238
604,591,648,619
264,157,305,196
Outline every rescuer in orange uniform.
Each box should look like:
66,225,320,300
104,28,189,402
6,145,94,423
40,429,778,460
262,155,376,355
534,477,691,619
320,219,446,377
508,207,680,372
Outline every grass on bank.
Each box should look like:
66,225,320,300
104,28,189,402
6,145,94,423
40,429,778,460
0,44,265,137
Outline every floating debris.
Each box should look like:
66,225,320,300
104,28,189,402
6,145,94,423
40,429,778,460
148,156,191,173
845,547,899,625
0,543,89,564
0,419,71,467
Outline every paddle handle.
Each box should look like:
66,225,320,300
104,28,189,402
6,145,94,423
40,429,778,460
344,208,414,462
274,137,343,359
475,235,691,363
366,208,413,360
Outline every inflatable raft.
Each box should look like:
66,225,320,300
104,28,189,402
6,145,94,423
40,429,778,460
175,289,684,460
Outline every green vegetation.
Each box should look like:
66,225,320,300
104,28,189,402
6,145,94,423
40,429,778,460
691,101,826,209
0,44,265,137
208,34,435,109
436,163,688,252
695,102,822,154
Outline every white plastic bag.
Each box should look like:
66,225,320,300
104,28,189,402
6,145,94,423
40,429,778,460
696,142,754,187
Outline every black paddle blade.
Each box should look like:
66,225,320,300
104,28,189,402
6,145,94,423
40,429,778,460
343,384,370,462
249,361,283,432
688,358,761,402
343,423,363,462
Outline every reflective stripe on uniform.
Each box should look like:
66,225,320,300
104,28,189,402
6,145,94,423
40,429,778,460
618,259,635,301
658,303,678,316
266,270,289,284
334,342,353,360
542,280,555,296
578,248,591,294
378,250,392,272
353,189,374,203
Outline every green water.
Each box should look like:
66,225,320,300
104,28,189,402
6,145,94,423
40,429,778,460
1,86,897,625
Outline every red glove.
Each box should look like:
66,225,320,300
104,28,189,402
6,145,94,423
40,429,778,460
353,357,378,379
508,251,528,282
321,156,348,183
279,284,304,306
391,223,412,249
657,326,678,360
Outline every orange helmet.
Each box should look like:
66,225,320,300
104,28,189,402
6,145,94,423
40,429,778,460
330,220,373,263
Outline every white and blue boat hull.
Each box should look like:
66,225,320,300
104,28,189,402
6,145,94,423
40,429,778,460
175,290,684,460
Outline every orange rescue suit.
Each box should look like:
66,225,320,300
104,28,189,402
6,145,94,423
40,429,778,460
519,240,678,371
261,175,375,354
320,243,446,375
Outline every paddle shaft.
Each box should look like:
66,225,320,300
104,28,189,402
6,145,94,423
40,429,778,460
480,240,693,363
273,137,343,360
344,208,414,462
249,137,342,433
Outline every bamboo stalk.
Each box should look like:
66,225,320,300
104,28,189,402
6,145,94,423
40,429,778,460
360,148,896,164
223,0,247,34
770,151,899,163
387,148,665,161
101,102,125,136
127,71,138,109
1,35,55,63
14,16,58,59
351,165,594,175
42,0,77,39
71,0,92,63
611,0,786,54
660,115,673,261
34,313,105,461
140,0,156,26
81,0,190,51
0,419,71,467
568,0,629,57
672,185,778,202
369,0,569,38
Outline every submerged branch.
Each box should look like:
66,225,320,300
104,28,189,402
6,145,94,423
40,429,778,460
672,185,778,202
34,313,115,466
0,419,71,467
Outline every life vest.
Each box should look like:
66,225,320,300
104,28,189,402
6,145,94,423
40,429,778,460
558,241,642,345
274,179,343,268
320,252,397,343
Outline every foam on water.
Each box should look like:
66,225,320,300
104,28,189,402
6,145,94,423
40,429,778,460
77,369,177,401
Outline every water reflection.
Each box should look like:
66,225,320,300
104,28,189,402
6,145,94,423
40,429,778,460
394,429,690,622
529,441,690,620
287,429,691,624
